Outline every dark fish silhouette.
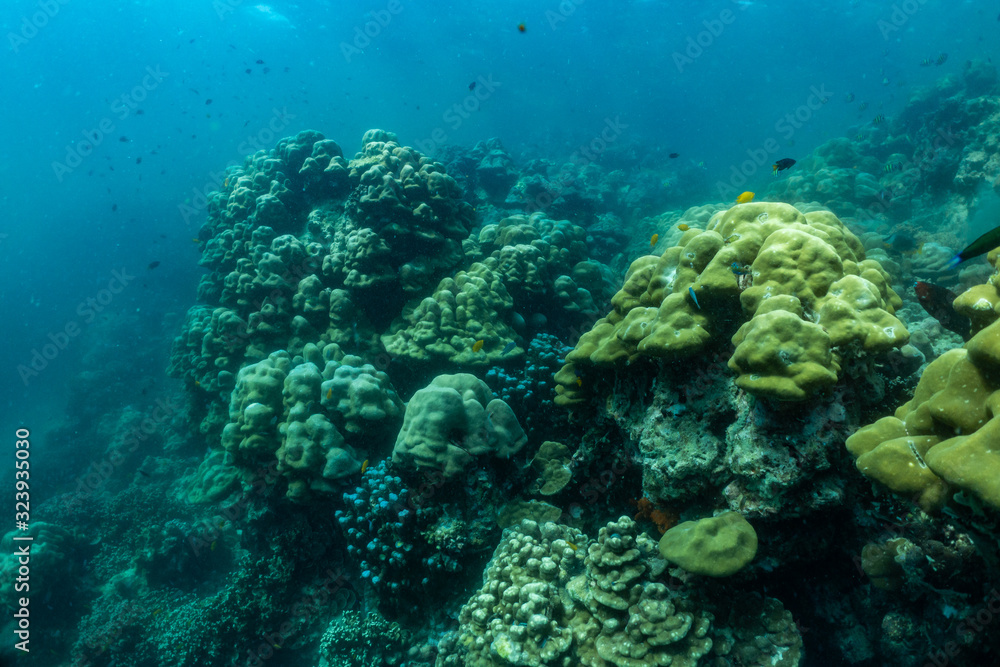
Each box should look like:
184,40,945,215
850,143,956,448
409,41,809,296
148,261,161,270
772,158,795,174
914,281,970,340
948,223,1000,267
668,152,680,158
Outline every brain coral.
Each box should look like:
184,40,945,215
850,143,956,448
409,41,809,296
555,202,907,404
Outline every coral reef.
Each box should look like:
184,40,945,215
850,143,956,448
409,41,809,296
847,248,1000,512
556,202,906,405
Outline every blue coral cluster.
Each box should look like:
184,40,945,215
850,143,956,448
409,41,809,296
486,333,572,437
336,461,415,594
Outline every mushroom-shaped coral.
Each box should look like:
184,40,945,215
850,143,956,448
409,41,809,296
658,511,758,577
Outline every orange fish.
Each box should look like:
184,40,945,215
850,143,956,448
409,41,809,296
736,191,755,204
517,22,526,32
677,224,689,231
472,339,484,352
325,388,333,400
360,459,369,475
575,376,583,387
649,233,659,247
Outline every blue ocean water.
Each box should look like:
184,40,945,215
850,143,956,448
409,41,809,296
1,0,999,665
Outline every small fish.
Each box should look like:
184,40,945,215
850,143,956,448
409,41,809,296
138,469,151,477
325,388,333,400
855,131,866,141
361,459,369,475
224,177,230,188
724,233,740,244
731,262,750,275
914,281,970,339
205,99,213,105
468,81,476,91
210,541,217,551
112,204,118,212
119,136,129,142
136,157,142,164
883,162,901,173
858,102,869,112
935,52,948,65
147,261,160,270
736,191,755,204
885,231,922,255
668,152,680,158
194,380,201,387
192,237,202,243
575,377,582,387
518,22,526,32
873,114,885,125
650,233,659,247
256,59,264,64
688,286,700,309
501,341,516,355
948,223,1000,267
773,158,796,174
845,92,855,103
677,224,689,231
472,339,484,352
566,541,578,551
153,609,162,616
920,58,934,67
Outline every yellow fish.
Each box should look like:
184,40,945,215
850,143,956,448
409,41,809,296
153,609,162,616
192,238,202,244
210,541,217,551
223,177,229,188
649,233,659,247
736,191,755,204
325,388,333,400
575,376,583,387
677,224,689,232
361,459,369,475
567,541,579,551
472,339,484,352
194,380,201,387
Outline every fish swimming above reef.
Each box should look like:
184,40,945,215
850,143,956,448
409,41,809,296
772,158,795,175
688,286,700,309
884,231,922,255
736,191,754,204
914,281,971,339
948,223,1000,267
650,233,659,247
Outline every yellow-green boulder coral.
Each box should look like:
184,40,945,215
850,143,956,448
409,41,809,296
848,252,1000,512
658,511,758,577
555,202,906,405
